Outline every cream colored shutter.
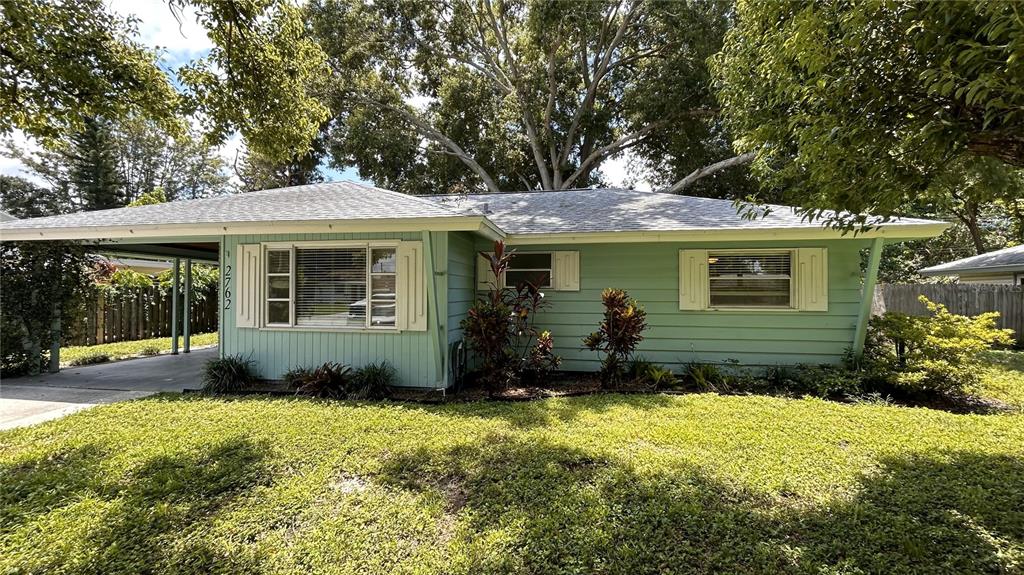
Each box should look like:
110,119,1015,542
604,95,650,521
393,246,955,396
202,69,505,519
236,244,262,328
796,247,829,311
679,249,709,310
397,241,427,331
476,253,501,290
552,251,580,291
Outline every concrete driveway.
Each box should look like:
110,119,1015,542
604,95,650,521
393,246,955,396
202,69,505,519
0,347,216,430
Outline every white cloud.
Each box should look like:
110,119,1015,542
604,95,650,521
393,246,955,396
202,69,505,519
107,0,212,64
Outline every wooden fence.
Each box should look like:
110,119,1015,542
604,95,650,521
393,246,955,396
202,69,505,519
873,283,1023,346
66,286,218,346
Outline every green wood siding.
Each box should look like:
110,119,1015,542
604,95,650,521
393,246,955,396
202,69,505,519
477,239,872,370
447,231,477,345
220,232,440,386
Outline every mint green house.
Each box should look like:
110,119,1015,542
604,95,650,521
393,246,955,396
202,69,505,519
0,182,947,388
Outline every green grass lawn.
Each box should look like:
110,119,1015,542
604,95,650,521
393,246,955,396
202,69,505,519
2,386,1022,573
60,332,218,366
979,350,1024,411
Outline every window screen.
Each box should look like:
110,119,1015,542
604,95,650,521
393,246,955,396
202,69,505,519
708,252,792,308
506,253,552,288
295,247,367,327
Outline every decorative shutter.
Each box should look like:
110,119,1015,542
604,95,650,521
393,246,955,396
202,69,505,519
397,241,427,331
236,244,262,328
476,253,501,290
552,251,580,291
679,249,709,310
796,247,829,311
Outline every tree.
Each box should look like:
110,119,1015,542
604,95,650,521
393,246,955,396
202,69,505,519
309,0,753,195
1,0,330,163
128,187,168,207
234,138,325,192
67,117,124,211
712,1,1024,228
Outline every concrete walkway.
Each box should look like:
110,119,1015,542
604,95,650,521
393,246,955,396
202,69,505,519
0,347,216,430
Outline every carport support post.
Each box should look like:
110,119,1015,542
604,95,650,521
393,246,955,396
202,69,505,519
183,258,192,353
171,257,180,355
853,237,884,361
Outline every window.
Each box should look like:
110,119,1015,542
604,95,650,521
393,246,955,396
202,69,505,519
265,244,398,329
506,253,552,288
708,251,793,308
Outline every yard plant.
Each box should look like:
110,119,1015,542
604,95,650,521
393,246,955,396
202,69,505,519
583,288,648,387
0,374,1021,574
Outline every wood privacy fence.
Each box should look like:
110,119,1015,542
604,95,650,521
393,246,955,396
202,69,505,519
66,286,218,346
873,283,1024,347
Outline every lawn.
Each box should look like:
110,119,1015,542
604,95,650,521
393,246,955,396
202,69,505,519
980,350,1024,412
60,332,218,366
1,387,1022,573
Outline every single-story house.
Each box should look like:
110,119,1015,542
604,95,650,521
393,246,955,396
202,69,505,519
919,244,1024,285
0,182,947,388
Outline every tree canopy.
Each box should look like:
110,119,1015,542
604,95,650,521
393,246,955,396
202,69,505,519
309,0,753,195
0,0,330,163
712,0,1024,228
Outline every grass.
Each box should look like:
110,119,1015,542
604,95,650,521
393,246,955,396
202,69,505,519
1,380,1022,573
978,350,1024,412
60,332,218,366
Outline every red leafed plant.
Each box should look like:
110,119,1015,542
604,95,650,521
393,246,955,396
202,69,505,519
583,288,648,387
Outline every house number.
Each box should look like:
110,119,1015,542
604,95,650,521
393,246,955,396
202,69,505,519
223,263,232,310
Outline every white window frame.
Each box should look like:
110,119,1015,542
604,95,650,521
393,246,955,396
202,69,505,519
505,251,554,288
261,241,401,331
707,248,796,311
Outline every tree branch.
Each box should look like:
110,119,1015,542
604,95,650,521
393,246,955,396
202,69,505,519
561,121,664,189
660,152,755,194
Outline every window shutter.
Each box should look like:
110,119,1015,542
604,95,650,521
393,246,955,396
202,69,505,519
552,251,580,291
477,253,501,290
397,241,427,331
679,249,709,310
236,244,262,328
796,248,829,311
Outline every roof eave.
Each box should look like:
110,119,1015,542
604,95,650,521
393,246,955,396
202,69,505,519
504,222,950,245
919,264,1024,276
0,216,495,242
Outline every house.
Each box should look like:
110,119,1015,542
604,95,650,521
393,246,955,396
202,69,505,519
919,245,1024,285
0,182,948,388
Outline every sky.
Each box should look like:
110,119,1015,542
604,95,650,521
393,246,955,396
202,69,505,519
2,0,638,191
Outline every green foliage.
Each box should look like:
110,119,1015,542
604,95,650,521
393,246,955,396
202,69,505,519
864,297,1014,395
156,264,220,303
583,288,648,387
309,0,748,196
713,1,1024,230
105,269,155,291
763,365,864,399
685,362,731,393
67,352,111,367
627,358,678,390
293,362,355,399
282,367,313,388
127,187,168,207
201,355,255,393
351,362,397,400
60,333,218,366
461,241,558,392
2,390,1022,573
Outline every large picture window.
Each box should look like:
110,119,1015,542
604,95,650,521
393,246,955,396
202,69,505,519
708,251,793,308
265,244,398,329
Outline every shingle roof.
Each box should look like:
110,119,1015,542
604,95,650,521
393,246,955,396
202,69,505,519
0,182,460,231
919,244,1024,275
425,188,939,235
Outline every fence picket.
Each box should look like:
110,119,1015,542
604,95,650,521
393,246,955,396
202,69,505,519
66,286,218,346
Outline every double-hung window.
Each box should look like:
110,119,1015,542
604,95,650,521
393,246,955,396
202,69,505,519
264,244,398,329
707,251,793,308
505,253,553,288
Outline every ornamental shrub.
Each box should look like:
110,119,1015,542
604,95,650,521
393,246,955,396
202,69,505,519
583,288,648,387
863,296,1014,395
352,361,397,399
202,355,255,393
294,362,355,399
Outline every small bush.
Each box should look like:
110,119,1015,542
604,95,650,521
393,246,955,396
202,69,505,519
583,288,648,387
282,367,313,389
294,362,354,399
202,355,255,393
684,362,730,392
646,364,679,390
68,353,111,366
352,361,396,399
764,364,864,398
138,345,162,356
864,296,1014,395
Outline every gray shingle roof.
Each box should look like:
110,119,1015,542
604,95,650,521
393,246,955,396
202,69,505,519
0,182,460,231
425,188,939,235
919,244,1024,275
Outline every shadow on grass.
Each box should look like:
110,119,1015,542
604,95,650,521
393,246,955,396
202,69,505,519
0,437,270,574
377,435,1024,574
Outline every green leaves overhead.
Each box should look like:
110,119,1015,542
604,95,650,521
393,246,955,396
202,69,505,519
712,0,1024,228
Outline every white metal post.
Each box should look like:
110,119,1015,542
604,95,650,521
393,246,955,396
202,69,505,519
183,258,192,353
171,257,180,355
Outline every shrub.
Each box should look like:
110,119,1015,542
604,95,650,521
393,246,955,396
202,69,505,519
202,355,255,393
864,296,1014,395
138,345,162,356
522,330,561,385
583,288,648,386
352,361,396,399
68,352,111,366
646,364,679,390
294,362,354,399
461,240,560,392
282,367,313,388
764,364,863,398
684,362,730,393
